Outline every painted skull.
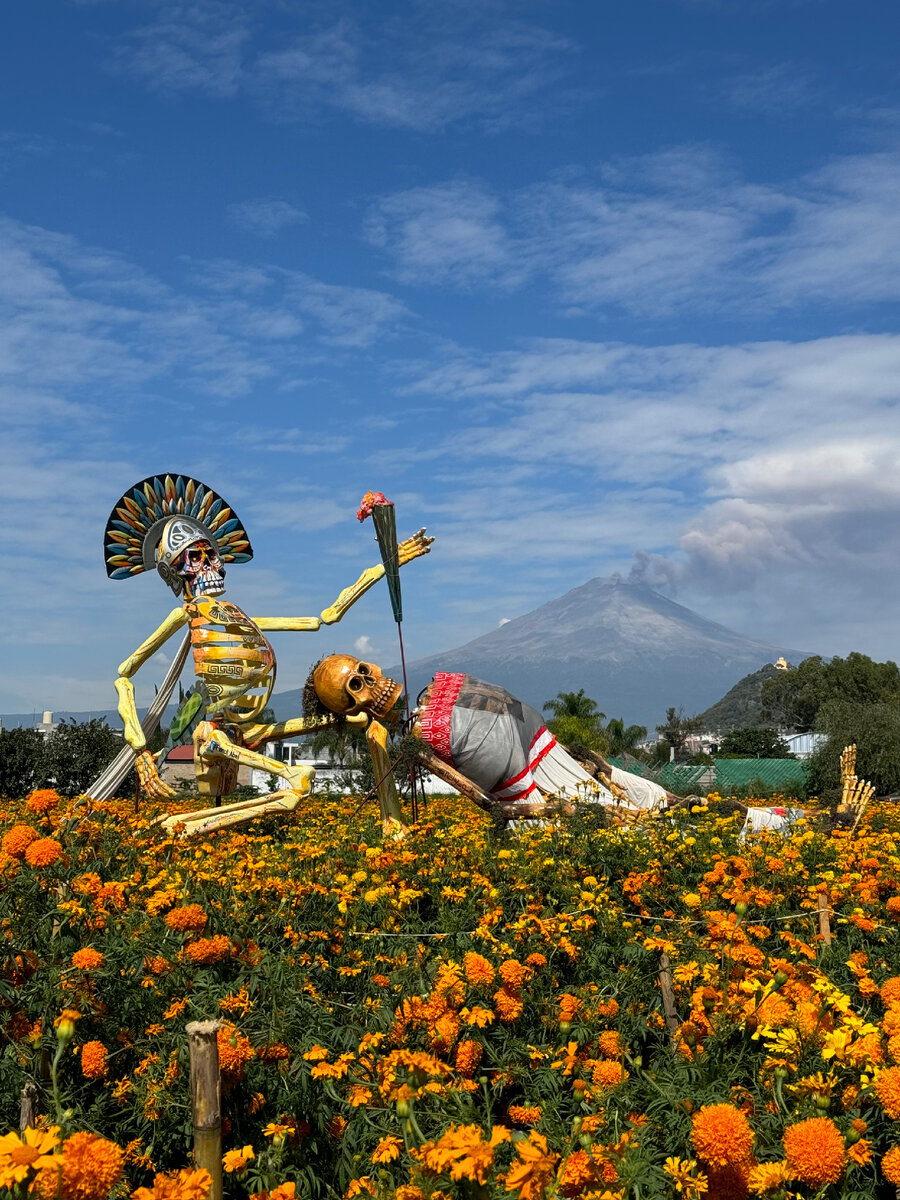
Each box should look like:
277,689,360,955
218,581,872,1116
313,654,402,719
175,538,226,598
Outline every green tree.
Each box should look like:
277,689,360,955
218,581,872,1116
604,717,648,757
543,690,607,753
0,727,46,797
43,719,129,796
806,701,900,796
655,707,701,763
761,653,900,732
718,727,792,758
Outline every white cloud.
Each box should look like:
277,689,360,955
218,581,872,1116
111,7,572,132
365,146,900,316
727,63,817,114
354,635,375,655
227,198,308,237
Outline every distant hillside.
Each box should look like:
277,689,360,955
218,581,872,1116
697,663,787,732
385,577,812,730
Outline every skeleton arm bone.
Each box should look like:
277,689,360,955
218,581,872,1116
413,748,572,825
115,607,189,751
319,529,433,626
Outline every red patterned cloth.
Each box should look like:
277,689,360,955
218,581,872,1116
418,672,466,765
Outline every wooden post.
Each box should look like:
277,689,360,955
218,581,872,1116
19,1082,36,1130
186,1020,223,1200
658,952,680,1036
817,894,832,946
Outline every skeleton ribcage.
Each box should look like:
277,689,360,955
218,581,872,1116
187,597,275,725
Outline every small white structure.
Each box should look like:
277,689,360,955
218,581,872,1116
784,732,826,759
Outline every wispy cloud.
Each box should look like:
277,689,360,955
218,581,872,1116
727,62,818,114
365,146,900,317
227,198,308,237
111,5,573,132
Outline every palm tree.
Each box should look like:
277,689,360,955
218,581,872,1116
604,717,648,757
543,690,606,724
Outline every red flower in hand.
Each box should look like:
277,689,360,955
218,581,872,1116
356,491,391,521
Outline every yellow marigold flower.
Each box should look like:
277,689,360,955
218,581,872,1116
783,1117,846,1186
591,1059,628,1089
0,1126,60,1187
370,1135,402,1164
454,1039,483,1077
164,904,207,932
690,1103,755,1168
81,1040,108,1079
54,1008,81,1041
682,893,702,908
463,952,495,987
222,1145,255,1173
1,824,38,859
26,788,61,814
875,1066,900,1119
71,948,103,971
747,1160,790,1194
25,837,63,868
498,958,530,991
132,1168,212,1200
185,935,231,965
882,1145,900,1185
31,1131,123,1200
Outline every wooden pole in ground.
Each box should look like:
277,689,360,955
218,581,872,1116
817,894,832,947
186,1020,223,1200
19,1082,36,1130
658,952,680,1036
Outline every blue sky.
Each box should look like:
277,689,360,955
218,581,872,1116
2,0,900,715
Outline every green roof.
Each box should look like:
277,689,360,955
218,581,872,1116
606,756,807,793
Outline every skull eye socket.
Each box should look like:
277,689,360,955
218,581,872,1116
347,676,364,692
356,662,371,675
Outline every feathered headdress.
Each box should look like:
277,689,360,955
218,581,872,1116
104,474,253,582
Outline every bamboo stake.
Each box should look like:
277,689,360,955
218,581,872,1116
19,1082,36,1130
817,894,832,946
658,952,680,1036
186,1020,223,1200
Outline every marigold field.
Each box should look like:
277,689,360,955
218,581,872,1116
4,788,900,1199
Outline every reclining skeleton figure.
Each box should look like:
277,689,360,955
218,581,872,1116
305,655,676,825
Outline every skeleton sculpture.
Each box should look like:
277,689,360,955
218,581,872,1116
104,475,431,837
305,655,672,825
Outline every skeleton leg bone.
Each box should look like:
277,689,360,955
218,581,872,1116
156,722,315,836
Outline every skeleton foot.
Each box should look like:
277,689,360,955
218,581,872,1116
136,750,176,800
157,790,307,837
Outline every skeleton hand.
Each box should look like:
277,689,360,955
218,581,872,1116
398,528,433,565
136,750,176,800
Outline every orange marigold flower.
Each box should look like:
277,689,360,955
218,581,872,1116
164,904,207,932
597,1031,622,1058
31,1131,123,1200
132,1168,212,1200
223,1145,254,1173
498,959,530,991
494,987,524,1022
691,1103,755,1168
26,788,61,814
326,1116,347,1140
881,977,900,1007
185,935,231,965
507,1104,542,1126
25,837,63,868
257,1042,290,1063
463,952,495,987
217,1025,254,1080
71,948,103,971
454,1039,483,1077
783,1117,846,1186
887,897,900,921
848,1138,872,1166
595,997,619,1019
2,824,38,859
525,952,547,969
882,1146,900,1185
875,1067,900,1119
558,994,582,1022
505,1129,558,1200
81,1041,108,1080
591,1059,628,1089
371,1136,402,1164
